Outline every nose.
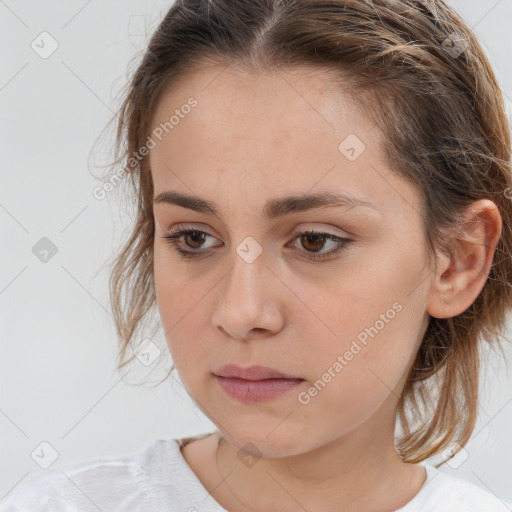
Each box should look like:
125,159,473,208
211,246,285,341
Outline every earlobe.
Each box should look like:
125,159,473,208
426,199,502,319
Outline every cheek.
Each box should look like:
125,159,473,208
294,252,425,409
153,248,205,368
153,249,177,332
153,244,208,325
308,237,427,347
298,316,416,433
153,250,231,389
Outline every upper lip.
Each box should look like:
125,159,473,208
213,364,301,381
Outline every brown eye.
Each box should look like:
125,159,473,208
161,229,222,258
162,227,353,262
183,231,208,249
300,232,327,253
289,229,353,261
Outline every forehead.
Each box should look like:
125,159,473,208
148,64,419,222
150,63,369,153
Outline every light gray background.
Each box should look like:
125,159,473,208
1,0,512,505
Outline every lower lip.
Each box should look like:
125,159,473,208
215,375,304,404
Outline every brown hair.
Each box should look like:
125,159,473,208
99,0,512,466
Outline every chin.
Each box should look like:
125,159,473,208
219,423,313,459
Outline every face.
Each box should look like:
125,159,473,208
149,64,432,458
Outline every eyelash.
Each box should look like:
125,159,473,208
161,228,353,262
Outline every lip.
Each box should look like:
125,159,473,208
213,364,304,404
213,364,300,380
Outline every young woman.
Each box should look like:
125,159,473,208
3,0,512,510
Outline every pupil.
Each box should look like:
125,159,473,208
302,233,324,252
187,232,206,248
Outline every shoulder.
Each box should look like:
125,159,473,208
0,436,215,512
398,462,512,512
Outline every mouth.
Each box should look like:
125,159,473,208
213,363,301,380
213,364,305,404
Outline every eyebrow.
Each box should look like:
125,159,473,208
152,190,382,220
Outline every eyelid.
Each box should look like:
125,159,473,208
166,222,351,239
166,223,214,236
164,224,353,251
162,226,353,262
289,223,351,239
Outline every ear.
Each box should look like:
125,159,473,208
426,199,502,319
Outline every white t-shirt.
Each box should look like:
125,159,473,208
1,434,510,512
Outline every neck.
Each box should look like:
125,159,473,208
212,413,425,512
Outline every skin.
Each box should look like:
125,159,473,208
149,63,502,512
